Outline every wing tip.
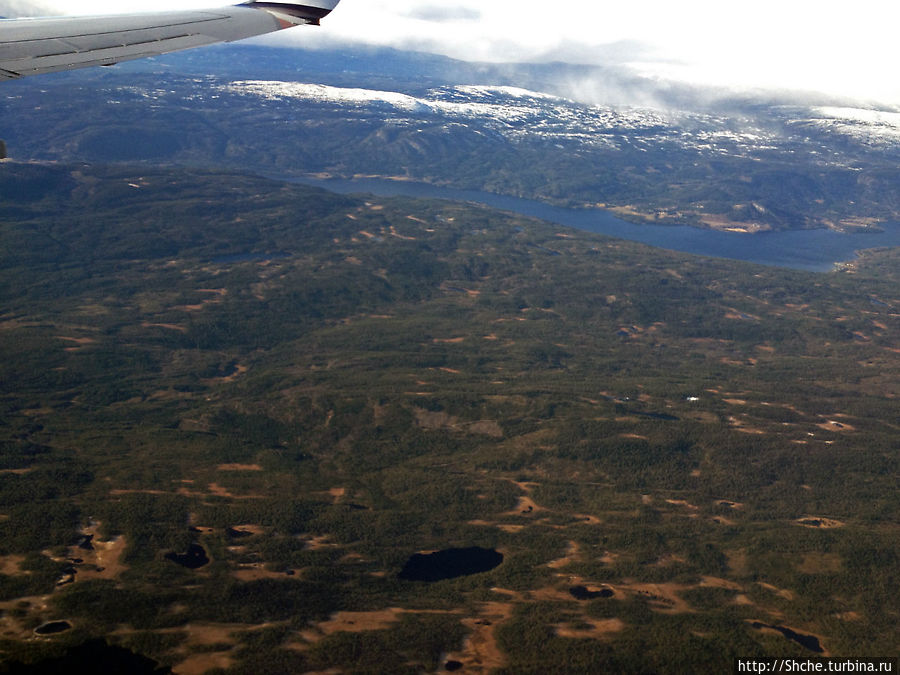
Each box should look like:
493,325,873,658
240,1,339,25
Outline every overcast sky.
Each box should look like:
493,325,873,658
8,0,900,106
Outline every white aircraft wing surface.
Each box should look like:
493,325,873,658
0,0,339,80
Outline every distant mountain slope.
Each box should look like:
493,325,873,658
3,45,900,232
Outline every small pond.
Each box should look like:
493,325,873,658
34,620,72,635
3,639,168,673
569,585,615,600
751,621,823,653
164,543,209,570
399,547,503,582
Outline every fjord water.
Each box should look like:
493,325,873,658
292,176,900,272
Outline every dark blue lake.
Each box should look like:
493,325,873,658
289,176,900,272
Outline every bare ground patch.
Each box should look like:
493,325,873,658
797,553,843,574
614,581,693,613
665,499,699,511
501,496,543,517
556,618,625,639
174,652,234,675
547,541,581,570
0,555,26,576
232,565,297,582
444,601,515,674
796,517,845,529
299,608,457,645
817,420,856,432
216,463,262,472
66,521,128,582
167,622,259,675
757,582,796,601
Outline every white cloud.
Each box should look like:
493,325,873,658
0,0,55,17
34,0,900,106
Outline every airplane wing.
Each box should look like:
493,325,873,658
0,1,339,80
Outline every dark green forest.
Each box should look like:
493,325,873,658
0,163,897,673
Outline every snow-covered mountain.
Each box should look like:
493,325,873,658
220,80,900,168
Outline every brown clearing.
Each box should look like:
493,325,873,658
468,420,504,438
217,364,248,383
300,608,456,645
728,416,767,435
56,336,97,345
547,541,580,570
0,555,26,576
501,496,543,517
389,226,416,240
414,408,459,431
665,499,699,510
757,582,796,601
232,565,295,582
614,581,693,613
700,576,743,591
797,553,842,574
445,601,515,674
308,609,402,639
327,487,347,500
818,420,856,432
176,484,265,500
654,554,687,567
216,463,262,472
468,521,525,533
66,520,128,582
699,215,771,233
556,618,625,639
0,595,55,640
141,322,187,333
230,524,265,535
167,622,259,675
507,479,540,492
77,536,128,582
302,535,339,551
174,652,234,675
796,517,845,529
433,336,466,343
573,513,602,525
834,611,862,622
725,549,749,575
